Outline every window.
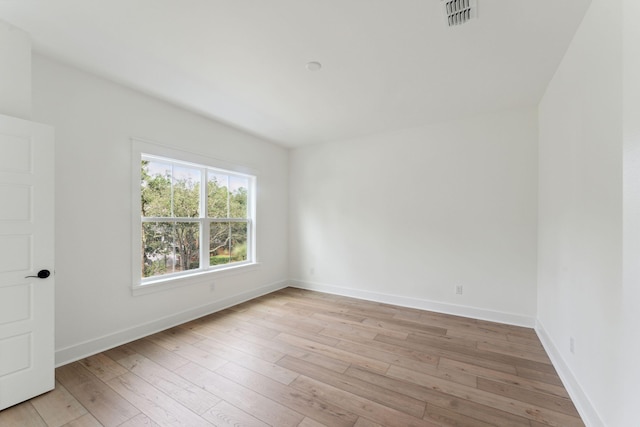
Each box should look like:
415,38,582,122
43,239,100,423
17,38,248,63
133,141,256,292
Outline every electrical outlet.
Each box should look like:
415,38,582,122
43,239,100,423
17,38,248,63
455,285,463,295
570,337,575,354
310,267,315,276
210,282,216,292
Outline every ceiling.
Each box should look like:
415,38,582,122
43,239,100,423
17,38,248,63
0,0,592,148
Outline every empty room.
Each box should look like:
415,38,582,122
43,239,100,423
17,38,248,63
0,0,638,426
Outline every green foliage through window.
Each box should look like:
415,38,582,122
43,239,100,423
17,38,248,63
141,156,253,280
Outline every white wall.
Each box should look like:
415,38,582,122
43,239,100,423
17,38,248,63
31,55,289,365
0,20,31,119
621,0,640,425
289,108,539,325
537,0,625,424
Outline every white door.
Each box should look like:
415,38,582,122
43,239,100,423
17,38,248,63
0,114,54,410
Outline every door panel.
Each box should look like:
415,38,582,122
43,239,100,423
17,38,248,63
0,114,54,410
0,185,31,220
0,234,31,272
0,334,31,376
0,284,31,325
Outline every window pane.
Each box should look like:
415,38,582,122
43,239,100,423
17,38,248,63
210,222,231,265
141,161,200,218
142,222,174,278
142,221,199,278
209,221,248,266
141,160,171,217
174,222,200,271
229,176,249,218
208,173,229,218
172,165,200,217
230,222,248,262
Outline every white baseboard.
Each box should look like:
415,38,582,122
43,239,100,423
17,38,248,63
535,320,605,427
54,280,289,367
289,279,535,328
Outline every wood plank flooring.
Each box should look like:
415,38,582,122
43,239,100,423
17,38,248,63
0,287,585,427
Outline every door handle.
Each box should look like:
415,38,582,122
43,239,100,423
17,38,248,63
25,269,51,279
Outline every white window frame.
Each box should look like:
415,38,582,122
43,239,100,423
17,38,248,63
131,138,258,295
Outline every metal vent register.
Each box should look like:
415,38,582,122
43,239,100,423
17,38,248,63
442,0,477,26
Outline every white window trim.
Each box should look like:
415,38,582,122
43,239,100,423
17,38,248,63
131,138,259,295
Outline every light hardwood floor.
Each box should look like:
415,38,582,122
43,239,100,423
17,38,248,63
0,287,584,427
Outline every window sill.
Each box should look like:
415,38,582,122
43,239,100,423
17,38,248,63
132,262,261,296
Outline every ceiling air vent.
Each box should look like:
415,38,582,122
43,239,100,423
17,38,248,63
442,0,477,26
